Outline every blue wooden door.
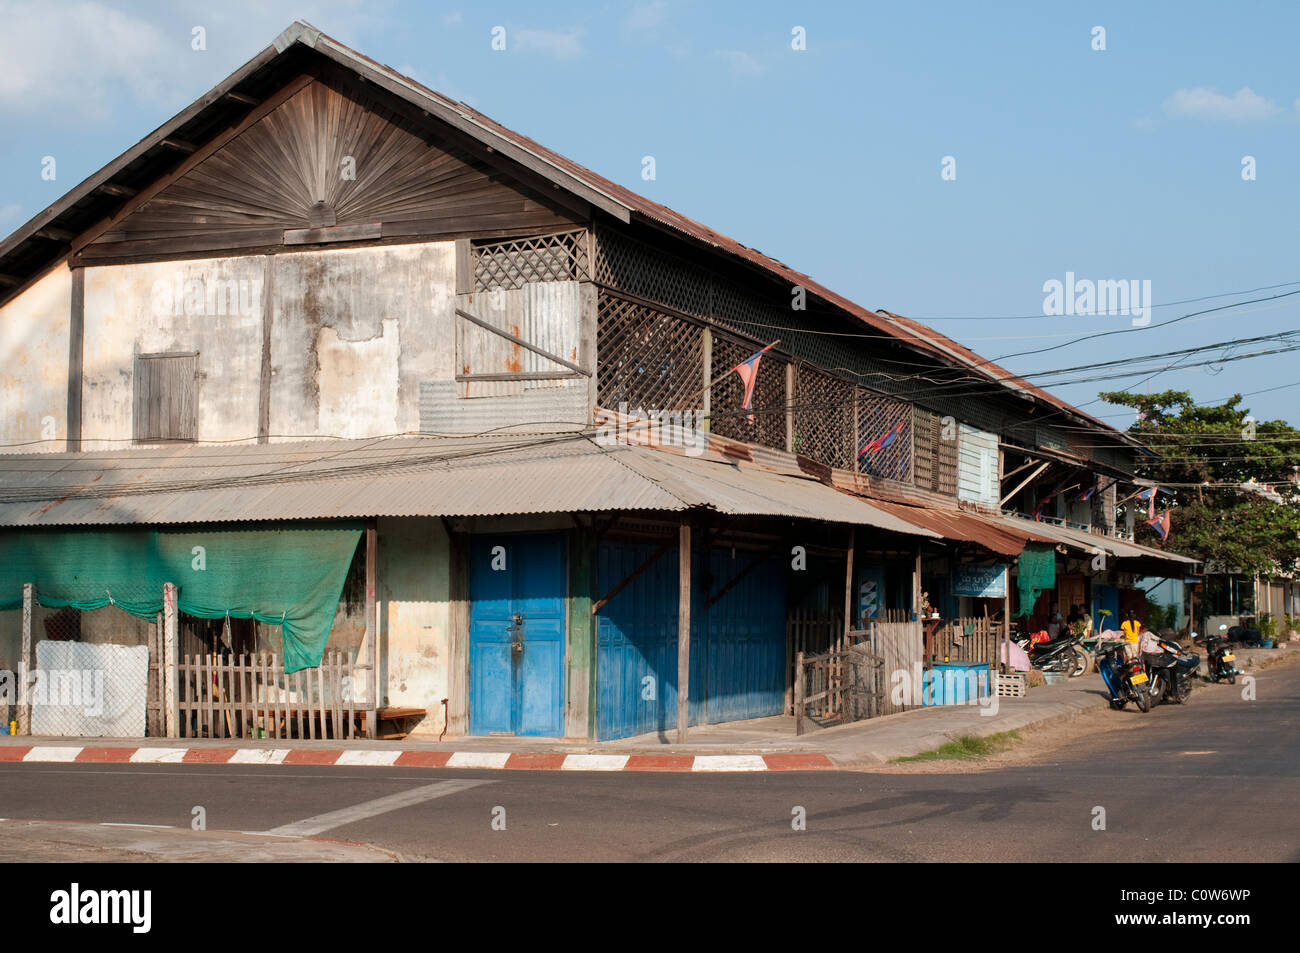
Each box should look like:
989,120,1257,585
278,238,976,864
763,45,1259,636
469,534,566,736
595,540,785,740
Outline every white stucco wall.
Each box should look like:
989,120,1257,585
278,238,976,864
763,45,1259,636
270,243,455,439
0,267,71,452
81,258,265,448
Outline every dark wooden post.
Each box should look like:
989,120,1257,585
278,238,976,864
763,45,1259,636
843,528,855,646
365,518,378,739
676,521,691,743
1002,566,1012,678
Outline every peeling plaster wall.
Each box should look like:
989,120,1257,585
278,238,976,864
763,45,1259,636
81,258,264,448
373,517,450,735
0,268,71,452
270,243,453,439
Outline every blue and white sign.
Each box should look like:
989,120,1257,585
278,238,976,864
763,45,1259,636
952,563,1007,598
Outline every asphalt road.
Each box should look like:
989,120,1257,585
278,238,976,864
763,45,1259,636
3,661,1296,862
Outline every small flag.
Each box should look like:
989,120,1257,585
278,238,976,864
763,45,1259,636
859,420,906,458
1080,481,1099,502
1146,510,1171,541
1137,486,1158,520
732,343,775,424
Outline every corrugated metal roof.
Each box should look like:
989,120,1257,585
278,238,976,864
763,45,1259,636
982,512,1198,566
864,499,1054,557
0,436,937,539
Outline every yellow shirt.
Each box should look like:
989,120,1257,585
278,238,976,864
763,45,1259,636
1121,620,1142,643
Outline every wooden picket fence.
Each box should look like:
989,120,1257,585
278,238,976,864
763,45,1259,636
930,616,1000,665
177,650,375,740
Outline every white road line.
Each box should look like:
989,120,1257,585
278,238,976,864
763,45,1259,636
446,751,511,769
264,779,493,837
691,755,767,772
128,748,189,763
561,754,629,771
229,749,292,764
335,750,401,767
101,823,175,829
23,747,83,762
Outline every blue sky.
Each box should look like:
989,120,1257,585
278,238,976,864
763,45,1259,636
2,0,1297,427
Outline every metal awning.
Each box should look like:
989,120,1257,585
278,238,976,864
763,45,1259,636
984,512,1199,570
861,499,1055,557
0,435,938,539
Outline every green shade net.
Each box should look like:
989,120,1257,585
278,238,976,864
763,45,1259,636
0,523,363,673
1015,543,1056,618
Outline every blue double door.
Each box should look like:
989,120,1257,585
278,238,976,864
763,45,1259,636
595,540,787,740
468,534,566,736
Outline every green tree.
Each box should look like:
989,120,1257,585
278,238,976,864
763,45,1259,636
1098,390,1300,578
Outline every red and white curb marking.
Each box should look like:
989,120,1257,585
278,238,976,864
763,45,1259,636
0,745,832,772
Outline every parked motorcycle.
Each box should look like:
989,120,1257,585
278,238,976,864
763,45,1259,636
1014,630,1090,677
1097,643,1151,712
1196,624,1242,684
1142,633,1199,705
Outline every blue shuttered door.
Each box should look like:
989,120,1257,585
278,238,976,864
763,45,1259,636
469,534,566,736
595,540,786,740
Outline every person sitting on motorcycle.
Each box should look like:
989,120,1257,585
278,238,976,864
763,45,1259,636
1120,609,1143,659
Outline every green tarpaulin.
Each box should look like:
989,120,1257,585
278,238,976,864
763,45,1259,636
1015,542,1056,618
0,523,363,673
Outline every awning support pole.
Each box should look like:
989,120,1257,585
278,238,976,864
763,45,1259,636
843,528,855,648
365,518,378,739
163,582,178,738
676,520,691,743
18,583,33,735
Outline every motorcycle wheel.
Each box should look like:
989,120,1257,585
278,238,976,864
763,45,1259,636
1146,675,1165,705
1067,646,1090,678
1133,684,1151,713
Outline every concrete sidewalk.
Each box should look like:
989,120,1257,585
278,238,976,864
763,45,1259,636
0,679,1117,769
2,645,1291,770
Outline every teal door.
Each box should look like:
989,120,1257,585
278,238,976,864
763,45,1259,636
469,534,566,736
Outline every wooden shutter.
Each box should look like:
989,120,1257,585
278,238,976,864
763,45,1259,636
134,353,198,442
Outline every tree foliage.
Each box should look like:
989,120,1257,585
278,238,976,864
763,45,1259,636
1098,390,1300,577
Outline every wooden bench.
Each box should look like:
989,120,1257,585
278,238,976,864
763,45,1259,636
358,707,427,740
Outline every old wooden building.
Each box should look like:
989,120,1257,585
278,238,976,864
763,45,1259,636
0,22,1193,742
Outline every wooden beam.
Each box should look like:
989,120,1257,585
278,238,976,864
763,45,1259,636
66,268,84,451
455,307,588,376
224,90,260,106
365,518,378,739
1000,456,1041,483
18,584,33,735
676,521,691,743
0,274,18,287
257,254,273,443
36,227,76,243
163,582,178,738
999,460,1050,507
159,138,198,154
843,528,856,645
591,538,674,614
95,182,138,198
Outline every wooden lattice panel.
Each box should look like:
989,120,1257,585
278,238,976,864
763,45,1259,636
709,335,787,450
473,229,590,291
594,225,711,317
791,364,855,469
912,407,958,496
597,292,704,411
856,389,912,482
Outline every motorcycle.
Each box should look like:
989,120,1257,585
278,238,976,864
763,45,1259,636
1097,643,1151,712
1014,629,1091,677
1141,633,1199,705
1196,624,1242,684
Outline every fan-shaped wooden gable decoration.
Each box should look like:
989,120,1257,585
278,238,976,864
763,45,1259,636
82,78,580,258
